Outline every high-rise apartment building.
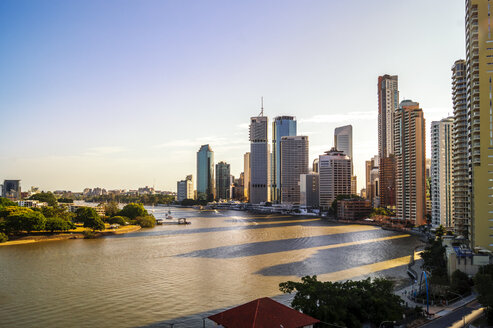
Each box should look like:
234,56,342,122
272,116,297,203
250,115,270,204
365,155,379,206
378,75,399,208
197,144,215,201
243,152,250,202
395,100,426,225
215,161,231,200
431,117,454,228
463,0,493,250
318,148,352,210
300,173,319,208
452,59,470,240
280,136,309,204
177,175,194,202
334,125,353,160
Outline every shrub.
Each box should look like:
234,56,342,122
118,203,148,220
135,215,156,228
83,230,99,239
83,217,106,231
45,217,75,233
109,216,127,225
0,232,8,243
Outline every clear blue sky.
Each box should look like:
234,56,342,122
0,0,465,192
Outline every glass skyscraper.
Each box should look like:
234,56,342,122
197,144,214,201
272,116,297,202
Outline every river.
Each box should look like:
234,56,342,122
0,207,422,327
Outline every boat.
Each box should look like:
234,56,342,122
177,218,191,225
156,218,164,225
165,213,174,220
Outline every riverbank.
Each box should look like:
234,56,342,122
0,224,141,247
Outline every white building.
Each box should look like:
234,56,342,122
177,175,194,202
319,148,352,210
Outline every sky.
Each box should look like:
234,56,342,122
0,0,465,192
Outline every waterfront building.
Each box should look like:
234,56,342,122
300,173,319,208
176,175,194,202
318,148,352,210
250,114,270,204
378,74,399,208
2,180,21,200
280,136,308,204
272,116,297,203
197,144,215,201
337,199,372,221
462,0,493,250
431,117,454,228
215,161,231,200
243,152,250,202
395,100,426,225
452,59,470,241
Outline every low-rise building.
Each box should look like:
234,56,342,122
337,199,372,220
17,200,48,208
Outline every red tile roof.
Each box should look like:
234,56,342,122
208,297,320,328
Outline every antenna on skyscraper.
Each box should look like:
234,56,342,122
259,96,264,116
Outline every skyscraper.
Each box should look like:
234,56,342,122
215,161,231,200
463,0,493,250
452,59,470,240
431,117,454,228
280,136,308,204
394,100,426,225
300,173,319,208
318,148,352,210
334,125,353,160
197,144,215,201
272,116,297,202
177,175,194,202
378,75,399,208
243,152,250,202
250,114,270,204
2,180,21,200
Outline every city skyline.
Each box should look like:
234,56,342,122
0,0,465,191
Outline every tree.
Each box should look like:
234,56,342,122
108,216,127,225
29,192,57,207
0,197,16,207
279,276,404,328
135,215,156,228
75,207,99,224
0,232,8,243
4,208,46,234
84,217,105,231
57,197,74,203
118,203,148,220
421,237,448,285
474,264,493,325
104,201,120,217
450,270,471,296
45,217,75,233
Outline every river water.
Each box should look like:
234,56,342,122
0,207,422,327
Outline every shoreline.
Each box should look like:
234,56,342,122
0,225,141,247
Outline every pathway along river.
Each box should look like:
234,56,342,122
0,207,421,327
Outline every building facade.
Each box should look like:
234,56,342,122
280,136,308,204
243,152,250,202
176,175,194,202
394,100,426,225
431,118,454,228
2,180,21,200
215,161,231,200
337,199,372,220
197,144,215,201
250,115,270,204
272,116,297,203
300,173,319,208
334,125,353,160
318,148,352,210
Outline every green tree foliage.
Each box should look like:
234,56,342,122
57,198,74,203
421,238,449,285
370,207,395,217
45,217,75,233
29,192,57,206
435,225,446,238
135,215,156,228
0,197,17,207
474,264,493,325
181,198,207,206
108,216,127,225
279,275,404,328
0,232,8,243
75,207,99,224
118,203,148,220
450,270,471,296
83,217,105,231
104,201,120,217
86,194,175,206
4,208,46,234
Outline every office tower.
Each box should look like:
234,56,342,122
318,148,352,210
312,158,319,173
464,0,493,250
215,161,231,200
2,180,21,200
365,155,379,206
334,125,353,160
351,176,357,195
271,116,297,202
300,173,319,208
250,114,270,204
243,152,250,202
197,144,215,201
431,117,454,228
176,175,194,202
378,75,399,208
452,59,470,240
395,100,426,225
280,136,309,204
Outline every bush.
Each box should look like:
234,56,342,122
118,203,148,220
135,215,156,228
45,217,75,233
83,217,106,231
75,207,100,224
0,232,8,243
109,216,127,225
